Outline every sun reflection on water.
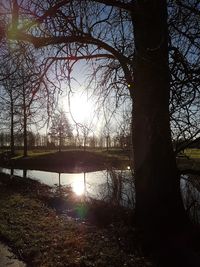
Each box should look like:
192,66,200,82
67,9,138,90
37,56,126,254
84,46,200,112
72,176,85,196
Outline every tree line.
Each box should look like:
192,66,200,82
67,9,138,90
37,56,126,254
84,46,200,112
0,127,131,152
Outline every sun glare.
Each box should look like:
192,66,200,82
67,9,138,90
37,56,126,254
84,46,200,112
70,92,94,122
60,87,98,131
72,179,85,196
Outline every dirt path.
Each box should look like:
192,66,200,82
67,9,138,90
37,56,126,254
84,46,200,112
0,242,26,267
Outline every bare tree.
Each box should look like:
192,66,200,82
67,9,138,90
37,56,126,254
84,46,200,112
48,109,73,152
0,62,19,155
168,0,200,152
0,37,57,156
81,122,93,151
11,43,46,157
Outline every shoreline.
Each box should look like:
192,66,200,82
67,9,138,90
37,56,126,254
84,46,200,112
0,172,153,267
0,150,130,173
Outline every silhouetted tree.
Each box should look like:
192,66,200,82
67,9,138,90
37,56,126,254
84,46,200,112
49,109,73,152
13,43,44,157
0,51,20,155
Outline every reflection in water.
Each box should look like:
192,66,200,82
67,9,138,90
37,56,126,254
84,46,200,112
72,172,86,196
71,172,86,196
58,173,61,187
181,176,200,224
1,167,199,222
23,169,27,179
97,169,135,208
57,172,86,196
72,179,85,196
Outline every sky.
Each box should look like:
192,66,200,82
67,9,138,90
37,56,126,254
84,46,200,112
44,56,132,138
53,61,105,137
60,89,95,123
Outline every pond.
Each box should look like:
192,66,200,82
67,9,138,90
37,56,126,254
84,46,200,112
0,167,199,223
0,167,135,207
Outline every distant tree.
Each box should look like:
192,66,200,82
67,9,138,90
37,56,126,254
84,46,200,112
89,134,97,148
10,43,47,157
98,133,105,148
0,53,19,155
102,113,113,152
0,39,47,157
15,132,23,147
49,109,73,152
72,118,94,151
40,134,48,147
80,123,93,151
35,133,42,147
27,131,35,148
115,109,131,149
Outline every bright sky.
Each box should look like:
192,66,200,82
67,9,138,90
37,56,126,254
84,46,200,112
59,60,97,123
48,61,125,137
60,89,96,124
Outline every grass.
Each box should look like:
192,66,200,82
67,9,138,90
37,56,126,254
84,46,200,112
0,193,84,266
1,147,130,159
10,150,57,159
0,149,130,173
184,149,200,159
0,172,153,267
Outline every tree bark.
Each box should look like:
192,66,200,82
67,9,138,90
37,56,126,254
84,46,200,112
59,131,61,152
132,0,190,235
10,95,15,156
23,84,27,158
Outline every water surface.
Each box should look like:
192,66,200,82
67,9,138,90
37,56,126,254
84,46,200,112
1,167,199,222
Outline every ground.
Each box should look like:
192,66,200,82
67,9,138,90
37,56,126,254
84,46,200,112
0,242,25,267
0,172,154,267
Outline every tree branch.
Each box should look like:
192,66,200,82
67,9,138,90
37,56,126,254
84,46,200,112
94,0,135,13
45,54,115,62
176,0,200,16
13,0,71,31
9,31,131,65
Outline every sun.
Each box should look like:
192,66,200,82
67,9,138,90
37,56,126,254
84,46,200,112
60,90,95,123
70,92,94,123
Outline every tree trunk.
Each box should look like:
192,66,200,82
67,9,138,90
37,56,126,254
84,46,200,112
84,136,86,151
23,87,27,157
23,113,28,157
59,131,61,152
132,0,190,235
106,135,109,151
10,96,15,156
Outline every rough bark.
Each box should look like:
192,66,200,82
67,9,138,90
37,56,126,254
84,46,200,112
132,0,190,235
10,95,15,156
59,131,61,152
22,85,27,158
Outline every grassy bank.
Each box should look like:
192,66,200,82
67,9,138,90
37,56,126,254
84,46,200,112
0,149,130,172
184,149,200,159
0,172,152,267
